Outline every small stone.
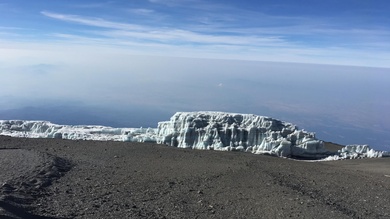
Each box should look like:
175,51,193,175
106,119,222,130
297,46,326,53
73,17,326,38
1,183,14,191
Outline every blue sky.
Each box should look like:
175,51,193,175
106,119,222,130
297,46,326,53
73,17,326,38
1,0,390,67
1,1,390,150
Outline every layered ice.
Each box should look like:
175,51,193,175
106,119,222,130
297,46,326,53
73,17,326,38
157,112,329,158
323,144,390,160
1,111,389,160
0,120,156,142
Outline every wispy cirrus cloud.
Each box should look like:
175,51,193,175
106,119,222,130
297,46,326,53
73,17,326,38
41,10,390,49
148,0,230,11
70,1,115,9
41,11,145,31
41,11,287,46
124,8,168,22
145,1,390,53
127,8,155,15
148,0,198,6
38,6,390,68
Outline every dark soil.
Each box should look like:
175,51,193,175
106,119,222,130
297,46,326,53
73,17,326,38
0,135,389,219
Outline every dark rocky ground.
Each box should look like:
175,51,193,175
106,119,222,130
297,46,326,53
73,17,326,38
0,135,389,219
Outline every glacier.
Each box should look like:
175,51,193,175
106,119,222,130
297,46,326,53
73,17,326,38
1,111,389,160
0,120,157,142
157,112,328,158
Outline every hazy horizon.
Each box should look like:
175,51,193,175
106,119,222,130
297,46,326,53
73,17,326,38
1,57,390,151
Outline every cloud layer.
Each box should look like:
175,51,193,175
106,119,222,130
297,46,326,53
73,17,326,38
1,1,389,67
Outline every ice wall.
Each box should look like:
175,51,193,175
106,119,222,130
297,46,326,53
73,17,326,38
1,112,388,160
324,144,389,160
0,120,156,142
156,112,330,158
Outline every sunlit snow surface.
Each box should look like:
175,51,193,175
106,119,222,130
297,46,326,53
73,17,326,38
0,120,157,142
0,112,388,160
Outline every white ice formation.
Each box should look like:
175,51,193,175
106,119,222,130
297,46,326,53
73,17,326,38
0,120,157,142
157,112,329,158
1,111,389,160
323,144,390,160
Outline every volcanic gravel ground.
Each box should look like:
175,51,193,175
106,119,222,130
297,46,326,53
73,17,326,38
0,135,389,219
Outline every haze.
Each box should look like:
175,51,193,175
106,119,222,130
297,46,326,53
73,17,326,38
1,0,390,150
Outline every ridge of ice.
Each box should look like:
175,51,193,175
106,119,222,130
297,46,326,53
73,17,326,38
0,120,157,142
1,111,389,160
322,144,390,161
156,111,328,158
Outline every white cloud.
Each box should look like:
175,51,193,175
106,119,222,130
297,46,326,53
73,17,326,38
41,11,289,47
127,8,155,15
34,11,390,68
41,11,146,31
70,2,114,9
148,0,197,6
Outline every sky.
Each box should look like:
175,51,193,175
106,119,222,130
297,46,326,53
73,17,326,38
1,0,390,150
1,0,390,66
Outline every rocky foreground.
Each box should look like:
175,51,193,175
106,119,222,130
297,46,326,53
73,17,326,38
1,136,390,219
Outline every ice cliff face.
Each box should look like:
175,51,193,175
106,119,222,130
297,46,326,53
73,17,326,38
1,111,388,160
323,144,390,160
0,120,156,142
157,112,329,158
